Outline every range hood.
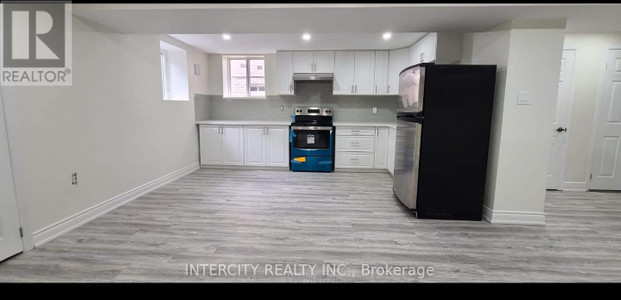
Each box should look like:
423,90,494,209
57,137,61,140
292,73,333,81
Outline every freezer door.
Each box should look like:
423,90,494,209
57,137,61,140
393,119,422,209
397,66,425,114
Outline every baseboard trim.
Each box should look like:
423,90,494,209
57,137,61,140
482,206,546,225
200,165,288,171
561,181,588,192
32,162,199,248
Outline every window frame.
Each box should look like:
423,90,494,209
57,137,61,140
223,56,266,99
160,49,170,100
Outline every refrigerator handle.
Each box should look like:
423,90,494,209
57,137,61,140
397,115,424,124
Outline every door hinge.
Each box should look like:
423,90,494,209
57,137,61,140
19,227,23,237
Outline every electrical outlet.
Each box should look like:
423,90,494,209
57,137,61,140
72,173,78,185
280,105,284,111
372,107,378,114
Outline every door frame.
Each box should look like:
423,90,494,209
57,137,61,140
587,47,621,190
0,87,34,253
548,49,577,190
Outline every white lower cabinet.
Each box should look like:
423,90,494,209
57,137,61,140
387,127,396,176
335,126,391,170
243,126,289,167
200,125,244,165
374,127,389,169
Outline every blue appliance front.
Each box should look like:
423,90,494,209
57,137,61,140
290,127,334,172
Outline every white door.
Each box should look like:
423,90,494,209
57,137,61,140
333,51,355,95
590,49,621,190
389,48,408,95
245,127,267,166
199,125,222,165
374,127,389,169
221,126,244,165
354,51,375,94
374,51,389,94
547,50,576,190
0,91,23,261
313,51,334,73
292,51,313,73
267,126,289,167
277,51,294,95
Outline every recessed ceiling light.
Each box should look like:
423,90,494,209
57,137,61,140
382,32,392,40
302,33,311,41
222,34,231,40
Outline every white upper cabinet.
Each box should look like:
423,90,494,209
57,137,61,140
389,48,409,95
333,51,356,95
292,51,314,73
293,51,334,73
277,51,294,95
353,51,375,95
408,33,463,65
374,51,389,95
313,51,335,73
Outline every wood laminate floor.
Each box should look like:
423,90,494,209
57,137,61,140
0,169,620,282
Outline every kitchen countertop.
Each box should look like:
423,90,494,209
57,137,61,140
195,120,397,129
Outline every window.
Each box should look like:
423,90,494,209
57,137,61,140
160,50,169,100
159,40,189,101
223,56,265,98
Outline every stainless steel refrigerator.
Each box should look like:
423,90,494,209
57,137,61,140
393,63,497,220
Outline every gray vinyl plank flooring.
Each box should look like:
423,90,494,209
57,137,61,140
0,169,620,282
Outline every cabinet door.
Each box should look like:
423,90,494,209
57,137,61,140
266,126,289,167
221,126,244,165
374,51,389,94
313,51,334,73
408,42,422,65
199,125,222,165
374,127,389,169
244,127,267,166
353,51,375,95
277,51,294,95
387,127,396,175
418,33,437,63
333,51,355,95
292,51,314,73
389,48,408,95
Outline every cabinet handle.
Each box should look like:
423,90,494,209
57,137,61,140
388,85,390,93
376,129,379,136
375,85,377,94
351,85,354,93
355,85,358,93
221,127,224,135
290,84,292,93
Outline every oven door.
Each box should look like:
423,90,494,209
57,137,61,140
290,126,334,157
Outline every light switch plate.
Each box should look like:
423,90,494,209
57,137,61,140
517,91,531,105
372,107,378,114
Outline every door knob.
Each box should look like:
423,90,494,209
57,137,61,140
556,127,567,133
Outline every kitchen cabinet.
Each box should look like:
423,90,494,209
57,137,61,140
292,51,314,73
353,51,375,94
408,33,463,65
374,127,389,169
199,125,244,165
333,51,355,95
389,48,409,95
277,51,294,95
374,51,389,95
199,125,222,165
244,126,289,167
387,127,396,176
292,51,334,73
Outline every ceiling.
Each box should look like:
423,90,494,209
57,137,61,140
168,33,428,54
72,4,621,54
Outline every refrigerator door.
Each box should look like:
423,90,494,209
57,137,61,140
393,118,422,209
397,66,425,114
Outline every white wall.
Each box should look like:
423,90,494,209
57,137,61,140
0,17,208,234
562,33,621,187
462,20,566,224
